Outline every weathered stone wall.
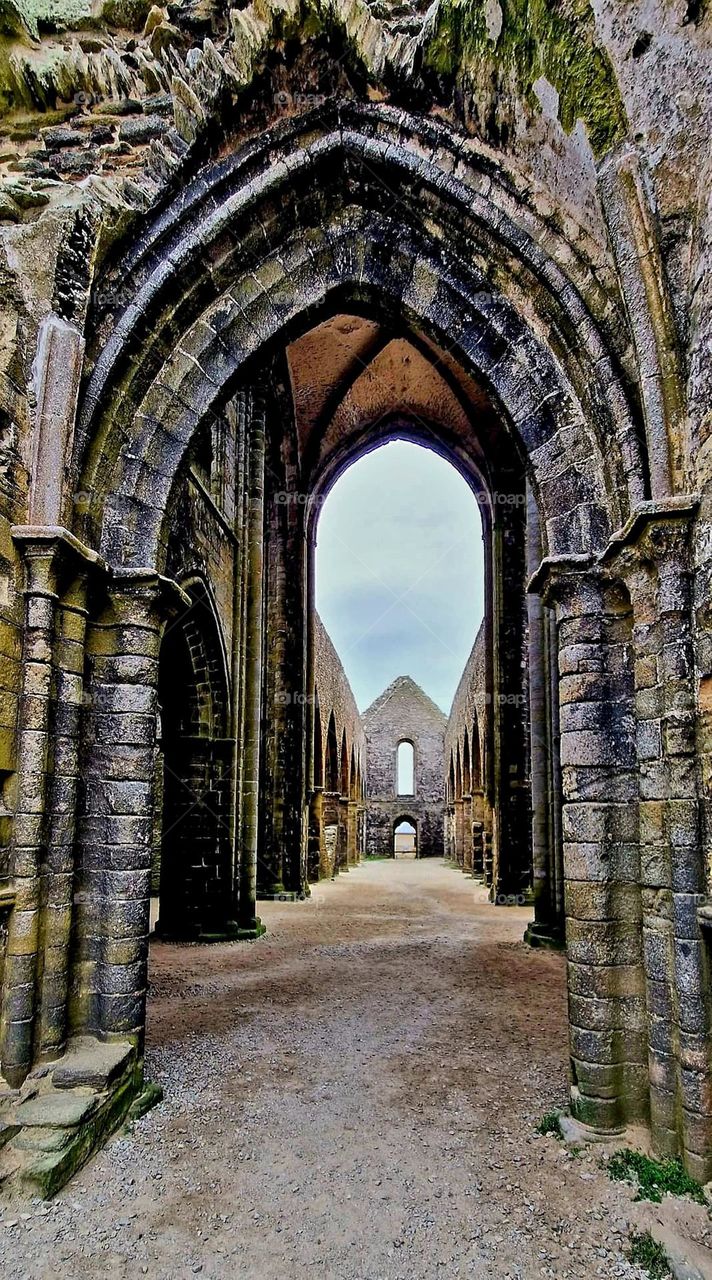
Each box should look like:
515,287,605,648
311,612,366,877
444,621,492,879
0,0,711,1195
363,676,446,858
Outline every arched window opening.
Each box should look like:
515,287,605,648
397,740,414,795
325,712,339,792
463,729,471,794
313,695,323,789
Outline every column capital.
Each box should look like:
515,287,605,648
12,525,105,598
599,495,699,575
527,554,600,611
108,568,191,626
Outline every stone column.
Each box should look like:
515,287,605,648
76,571,183,1044
337,796,350,871
237,400,267,938
611,505,711,1178
444,804,454,863
322,791,340,877
525,592,565,947
471,788,485,877
462,794,473,873
347,799,358,867
307,786,324,882
490,489,531,899
453,797,465,868
0,528,103,1083
37,567,91,1060
542,560,648,1132
0,535,62,1084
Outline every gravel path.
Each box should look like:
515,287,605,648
1,859,711,1279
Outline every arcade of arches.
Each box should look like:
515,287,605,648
0,0,711,1206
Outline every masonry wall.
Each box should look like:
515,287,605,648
363,676,447,858
444,624,493,880
311,613,366,878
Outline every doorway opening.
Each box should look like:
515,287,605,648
394,819,417,858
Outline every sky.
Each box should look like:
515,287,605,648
315,440,485,714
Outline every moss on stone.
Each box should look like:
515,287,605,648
423,0,626,156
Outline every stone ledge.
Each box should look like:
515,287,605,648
48,1036,134,1091
0,1037,162,1197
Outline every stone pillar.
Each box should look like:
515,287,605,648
0,528,103,1083
462,794,473,873
347,799,358,867
36,567,91,1060
337,796,349,872
0,535,62,1084
490,489,531,899
260,432,307,899
307,786,324,882
357,806,366,860
525,591,565,947
543,561,648,1133
76,571,182,1044
471,788,485,877
453,797,465,868
612,506,711,1178
444,804,454,863
322,791,340,878
237,401,266,939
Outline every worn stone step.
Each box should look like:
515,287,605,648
48,1037,135,1092
12,1090,97,1129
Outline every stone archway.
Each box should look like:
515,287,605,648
0,101,707,1190
155,578,233,942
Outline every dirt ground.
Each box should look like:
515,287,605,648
1,859,712,1279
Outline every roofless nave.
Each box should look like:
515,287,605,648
0,0,711,1205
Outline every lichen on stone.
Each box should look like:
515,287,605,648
423,0,627,155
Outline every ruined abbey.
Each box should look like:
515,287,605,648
0,0,711,1227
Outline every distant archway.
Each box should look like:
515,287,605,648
394,818,417,859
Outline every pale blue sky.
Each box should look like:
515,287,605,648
315,441,485,714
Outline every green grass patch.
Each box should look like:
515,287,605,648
627,1231,671,1278
535,1111,563,1138
608,1149,705,1204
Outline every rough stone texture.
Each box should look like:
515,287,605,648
311,612,366,879
363,676,447,859
444,622,492,883
0,0,710,1202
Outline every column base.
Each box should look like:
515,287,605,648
524,920,565,950
233,918,266,941
0,1037,162,1198
155,919,247,944
257,884,285,900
